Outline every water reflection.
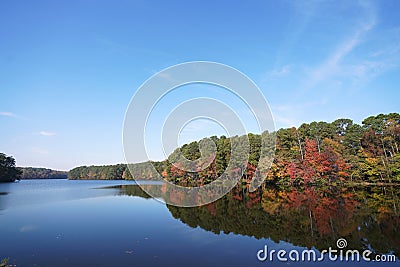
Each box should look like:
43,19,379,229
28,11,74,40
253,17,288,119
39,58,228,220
0,185,10,211
0,179,132,210
117,184,400,258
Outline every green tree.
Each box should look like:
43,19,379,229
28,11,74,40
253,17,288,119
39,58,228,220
0,153,21,182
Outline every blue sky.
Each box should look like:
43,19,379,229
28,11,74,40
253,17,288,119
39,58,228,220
1,0,399,170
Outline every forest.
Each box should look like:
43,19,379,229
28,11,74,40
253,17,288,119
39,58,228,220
68,113,400,186
19,167,68,179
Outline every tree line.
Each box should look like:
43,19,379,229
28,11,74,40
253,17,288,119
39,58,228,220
68,113,400,185
0,155,69,182
19,167,68,179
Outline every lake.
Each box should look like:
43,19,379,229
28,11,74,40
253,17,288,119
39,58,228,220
0,179,398,266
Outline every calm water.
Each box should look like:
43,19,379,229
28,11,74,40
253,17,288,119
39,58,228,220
0,180,398,266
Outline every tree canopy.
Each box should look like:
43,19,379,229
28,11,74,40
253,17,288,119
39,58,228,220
19,167,68,179
68,113,400,186
0,153,21,183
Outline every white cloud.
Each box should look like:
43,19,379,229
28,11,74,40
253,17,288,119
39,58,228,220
39,131,56,137
306,22,375,88
271,100,327,112
345,60,397,83
270,99,330,129
271,104,292,112
0,111,17,117
268,65,292,78
347,28,400,84
273,115,299,128
305,1,378,89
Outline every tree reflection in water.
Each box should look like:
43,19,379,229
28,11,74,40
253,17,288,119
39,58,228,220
116,183,400,258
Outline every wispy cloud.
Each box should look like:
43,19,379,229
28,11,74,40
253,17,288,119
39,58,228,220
306,18,376,89
95,36,130,56
0,111,27,120
304,2,380,89
95,35,172,59
274,0,320,67
273,115,299,128
347,27,400,85
39,131,56,137
271,99,330,128
267,65,292,78
271,99,327,112
180,119,221,133
152,70,185,85
157,72,174,81
369,42,400,58
0,111,17,118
